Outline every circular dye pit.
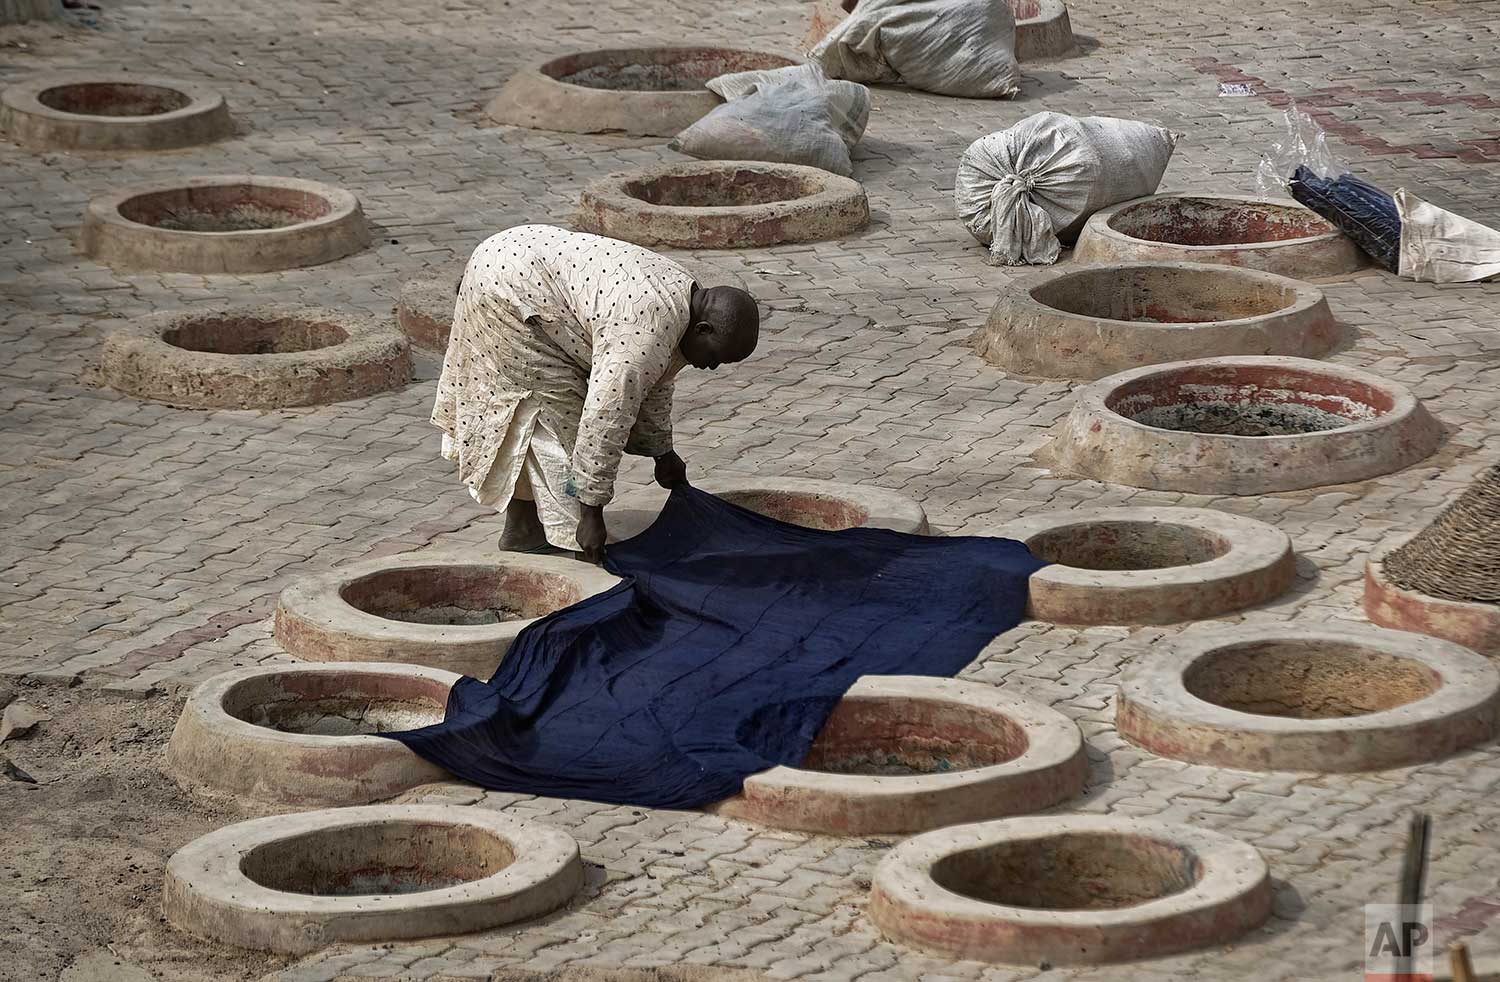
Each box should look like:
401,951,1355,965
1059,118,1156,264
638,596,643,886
274,552,621,678
979,262,1337,380
803,0,1074,59
607,476,928,541
163,805,582,953
1118,625,1500,772
486,46,797,137
168,663,457,806
2,75,232,151
869,816,1271,965
81,175,368,273
1053,356,1442,494
1365,534,1500,657
576,160,868,248
715,676,1086,835
98,306,411,409
1075,194,1365,278
396,271,459,350
992,507,1294,625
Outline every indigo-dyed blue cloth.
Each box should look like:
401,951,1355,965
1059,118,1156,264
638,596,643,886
383,486,1044,809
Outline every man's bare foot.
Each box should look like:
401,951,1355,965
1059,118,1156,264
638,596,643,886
499,498,547,552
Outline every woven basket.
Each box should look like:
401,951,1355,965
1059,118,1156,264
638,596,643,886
1384,462,1500,604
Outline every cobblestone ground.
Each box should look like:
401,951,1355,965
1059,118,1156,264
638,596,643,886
4,0,1500,978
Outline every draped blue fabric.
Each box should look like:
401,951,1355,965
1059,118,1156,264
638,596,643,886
383,486,1044,809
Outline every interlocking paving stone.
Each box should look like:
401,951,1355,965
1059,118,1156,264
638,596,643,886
5,0,1500,978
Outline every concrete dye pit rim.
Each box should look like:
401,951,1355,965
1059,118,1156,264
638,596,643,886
1117,624,1500,772
0,74,232,151
485,46,799,137
1364,533,1500,657
163,804,582,954
1052,356,1442,494
80,174,369,273
1074,194,1365,279
575,160,869,249
978,261,1338,380
397,272,458,351
579,161,876,250
607,476,929,541
713,676,1086,835
868,815,1271,965
802,0,1075,60
97,305,412,410
988,506,1295,626
273,552,621,678
167,662,460,807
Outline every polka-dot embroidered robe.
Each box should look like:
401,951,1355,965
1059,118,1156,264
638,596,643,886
432,225,694,521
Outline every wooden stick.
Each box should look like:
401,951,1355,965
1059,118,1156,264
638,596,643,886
1449,942,1475,982
1400,812,1431,909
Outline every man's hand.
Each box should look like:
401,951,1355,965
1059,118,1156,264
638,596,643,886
577,504,607,565
654,451,688,490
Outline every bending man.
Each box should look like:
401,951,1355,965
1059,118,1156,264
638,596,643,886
433,225,760,563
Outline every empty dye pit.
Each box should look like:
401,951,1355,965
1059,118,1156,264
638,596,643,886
1053,356,1442,494
244,822,511,896
869,816,1271,965
932,831,1198,910
341,566,576,624
990,507,1295,626
576,161,869,248
1118,625,1500,772
396,270,459,350
979,262,1337,379
486,47,796,137
1183,638,1437,719
98,306,411,410
167,663,457,806
81,175,368,273
626,169,806,208
274,553,621,678
607,477,928,542
1028,520,1227,571
1075,194,1365,278
39,82,190,116
163,805,582,953
715,677,1085,835
1,74,232,151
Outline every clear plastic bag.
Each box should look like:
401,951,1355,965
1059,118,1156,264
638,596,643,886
1255,104,1346,194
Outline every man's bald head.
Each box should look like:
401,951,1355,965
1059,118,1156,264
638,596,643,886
681,285,760,370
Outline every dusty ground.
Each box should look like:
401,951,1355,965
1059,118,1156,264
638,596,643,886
0,681,291,982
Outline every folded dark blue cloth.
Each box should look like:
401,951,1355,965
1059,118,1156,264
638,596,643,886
1290,165,1402,272
384,485,1045,809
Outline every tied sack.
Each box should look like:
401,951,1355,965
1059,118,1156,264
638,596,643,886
810,0,1020,99
956,112,1178,266
670,65,870,177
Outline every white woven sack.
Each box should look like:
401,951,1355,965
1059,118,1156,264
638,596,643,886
706,64,870,149
955,112,1178,266
671,72,860,176
810,0,1020,99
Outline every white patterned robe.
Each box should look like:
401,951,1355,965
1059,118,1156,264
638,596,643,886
433,225,694,549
